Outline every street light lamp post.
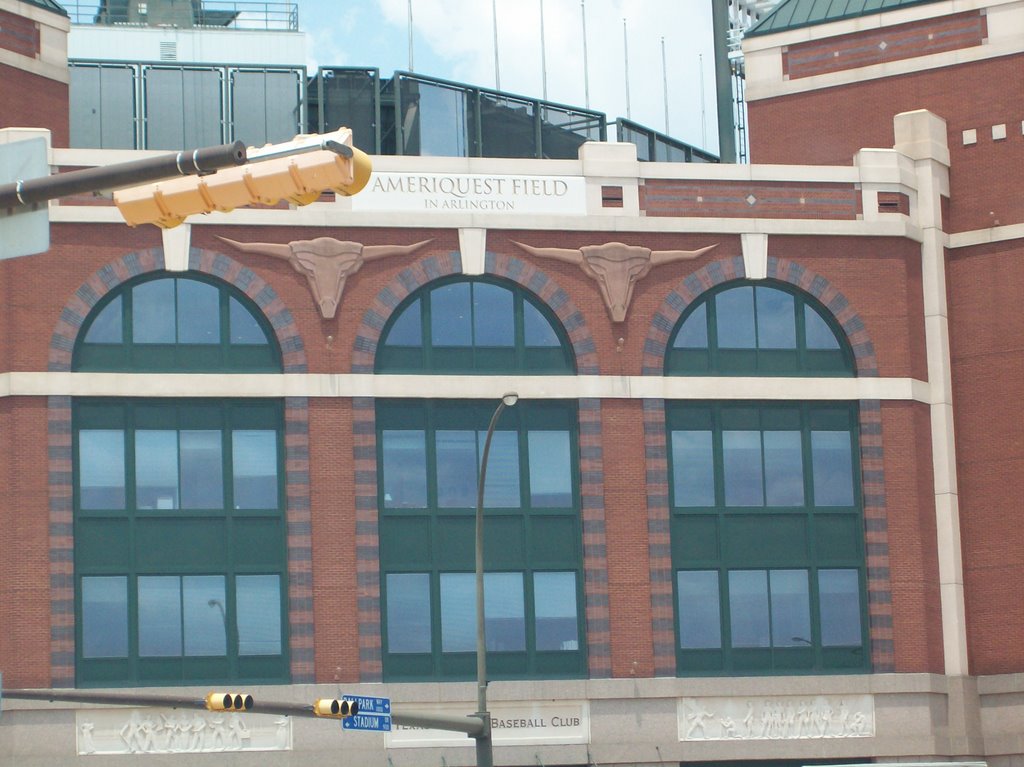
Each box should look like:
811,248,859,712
474,392,519,767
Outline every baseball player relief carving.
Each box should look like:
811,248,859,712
217,236,433,318
513,241,717,323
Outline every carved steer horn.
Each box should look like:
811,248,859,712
513,241,717,323
217,236,433,319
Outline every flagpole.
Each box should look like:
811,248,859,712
540,0,548,100
623,18,631,119
492,0,501,90
661,36,670,134
581,0,590,108
407,0,414,71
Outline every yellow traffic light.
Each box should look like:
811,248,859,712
313,698,360,719
114,128,372,229
205,692,254,712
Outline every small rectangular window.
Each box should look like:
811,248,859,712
440,572,526,653
769,569,811,648
237,574,282,655
763,431,804,506
722,430,764,506
232,430,278,509
671,430,715,507
180,430,223,508
135,430,179,509
440,573,475,652
79,429,126,509
677,571,721,649
481,430,520,507
534,572,578,650
819,569,862,646
81,576,128,658
382,430,427,508
183,576,227,656
386,573,432,653
138,576,183,656
528,431,572,507
729,570,769,648
811,431,855,506
436,430,477,507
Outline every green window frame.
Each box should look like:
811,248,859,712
665,280,854,376
74,273,281,372
74,398,289,687
377,399,586,681
667,402,869,675
375,276,575,374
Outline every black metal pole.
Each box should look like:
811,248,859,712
0,141,247,210
711,0,738,163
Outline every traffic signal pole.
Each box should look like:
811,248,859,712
0,141,247,210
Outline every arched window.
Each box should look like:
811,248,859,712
73,275,288,686
75,274,280,372
665,281,868,675
376,277,574,374
375,280,585,680
666,281,853,376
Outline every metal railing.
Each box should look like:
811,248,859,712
65,1,298,31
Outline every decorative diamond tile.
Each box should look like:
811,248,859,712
746,194,757,206
879,40,888,51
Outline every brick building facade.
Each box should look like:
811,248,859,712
1,0,1023,764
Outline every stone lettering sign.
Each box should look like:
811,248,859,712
678,694,874,741
351,172,587,215
387,701,589,748
76,708,292,755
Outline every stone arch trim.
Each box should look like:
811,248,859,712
640,256,893,676
350,251,609,680
46,247,315,685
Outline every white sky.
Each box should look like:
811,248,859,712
300,0,720,154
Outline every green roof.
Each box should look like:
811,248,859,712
20,0,68,16
746,0,946,37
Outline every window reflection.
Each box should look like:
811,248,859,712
769,570,811,648
755,287,796,348
534,572,578,650
729,570,770,647
436,431,477,507
431,284,472,346
673,304,708,348
473,282,514,346
133,280,176,344
237,575,282,655
138,576,183,656
180,430,223,508
723,431,764,506
763,431,804,506
716,286,756,348
83,296,122,344
819,569,862,646
386,573,431,653
79,429,126,509
382,430,427,508
136,430,179,509
671,430,714,507
812,431,855,506
677,571,721,649
528,431,572,507
176,280,219,344
183,576,227,656
233,430,278,509
82,576,128,658
440,572,526,652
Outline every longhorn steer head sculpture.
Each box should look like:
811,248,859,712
512,241,717,323
217,236,433,319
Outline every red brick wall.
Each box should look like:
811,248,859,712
881,401,944,673
764,236,928,380
0,399,53,687
599,399,654,677
948,238,1024,674
748,54,1024,233
0,62,68,148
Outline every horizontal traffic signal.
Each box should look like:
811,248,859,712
205,692,254,712
114,128,372,229
313,698,360,719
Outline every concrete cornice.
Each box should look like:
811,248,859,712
0,372,933,404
